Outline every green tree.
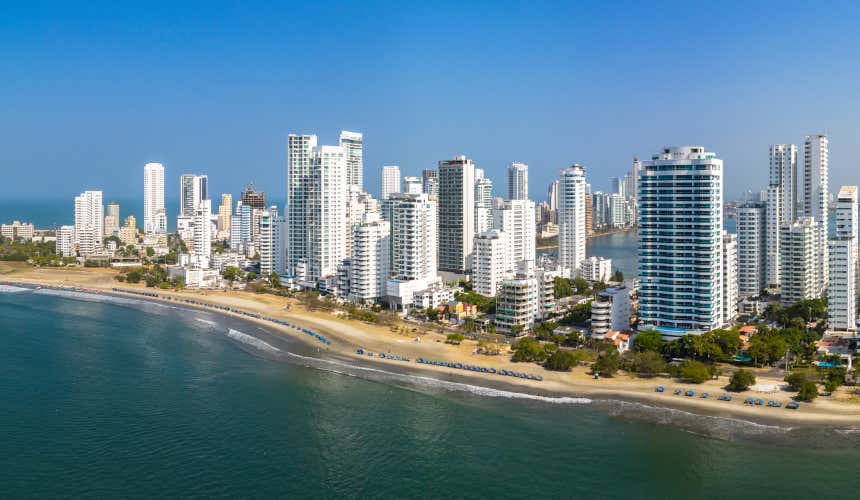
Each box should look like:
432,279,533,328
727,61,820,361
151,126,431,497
145,247,155,257
798,380,819,401
544,349,586,371
592,350,621,376
511,338,548,363
635,330,664,353
611,269,624,282
247,271,257,281
125,269,143,283
728,369,756,391
679,360,712,383
572,277,590,295
553,277,573,299
267,272,282,288
222,266,243,285
624,351,665,376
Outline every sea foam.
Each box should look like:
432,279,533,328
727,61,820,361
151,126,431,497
226,329,282,354
285,351,592,405
0,285,29,293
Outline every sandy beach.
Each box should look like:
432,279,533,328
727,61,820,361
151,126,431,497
3,262,860,429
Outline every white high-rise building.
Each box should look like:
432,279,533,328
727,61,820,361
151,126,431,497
736,201,767,298
558,165,587,278
308,145,348,284
218,194,233,234
507,162,528,200
638,147,723,337
473,229,511,297
628,157,641,202
287,134,317,277
180,174,208,218
828,186,857,332
287,135,348,285
143,162,166,235
386,193,439,309
608,193,626,228
403,176,422,195
722,231,738,325
493,199,536,266
381,165,401,200
74,190,104,255
437,156,476,275
192,199,212,268
349,211,390,303
340,130,363,189
260,206,286,277
765,145,797,288
474,175,494,235
803,134,829,296
56,226,75,257
780,217,819,306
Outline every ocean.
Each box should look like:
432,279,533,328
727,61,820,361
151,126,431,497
1,287,858,498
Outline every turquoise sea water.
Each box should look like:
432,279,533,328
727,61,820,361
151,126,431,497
1,287,858,498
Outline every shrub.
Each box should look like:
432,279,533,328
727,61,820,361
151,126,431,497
728,369,756,391
679,360,712,383
592,350,621,377
798,380,818,401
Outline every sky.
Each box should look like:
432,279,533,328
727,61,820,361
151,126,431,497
2,0,860,209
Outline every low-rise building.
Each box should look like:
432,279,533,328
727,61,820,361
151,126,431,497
581,256,612,283
590,285,630,337
1,221,35,240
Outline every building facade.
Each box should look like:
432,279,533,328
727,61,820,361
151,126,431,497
638,146,723,337
828,186,858,332
143,162,166,235
507,162,528,200
339,130,363,189
558,165,587,278
437,156,476,275
780,217,819,305
381,165,401,200
722,231,738,324
736,201,766,298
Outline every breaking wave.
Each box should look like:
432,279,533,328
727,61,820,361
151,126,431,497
226,328,282,354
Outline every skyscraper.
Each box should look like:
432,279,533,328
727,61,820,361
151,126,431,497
766,144,797,288
287,134,347,286
218,193,233,233
828,186,857,332
474,175,494,234
736,201,767,298
180,174,208,217
340,130,363,189
386,192,438,308
381,165,401,200
402,176,422,195
192,199,212,268
722,231,738,324
638,147,723,337
493,199,536,266
803,134,829,296
628,156,641,201
74,190,104,255
558,165,587,279
421,169,438,196
143,162,166,235
780,217,818,305
105,201,120,236
241,184,266,210
287,134,316,274
260,205,286,276
437,155,476,275
473,229,510,297
349,211,390,303
507,162,528,200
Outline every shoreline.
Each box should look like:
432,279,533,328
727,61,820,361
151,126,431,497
2,264,860,435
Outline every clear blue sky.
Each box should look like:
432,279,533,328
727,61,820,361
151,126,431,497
2,0,859,205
